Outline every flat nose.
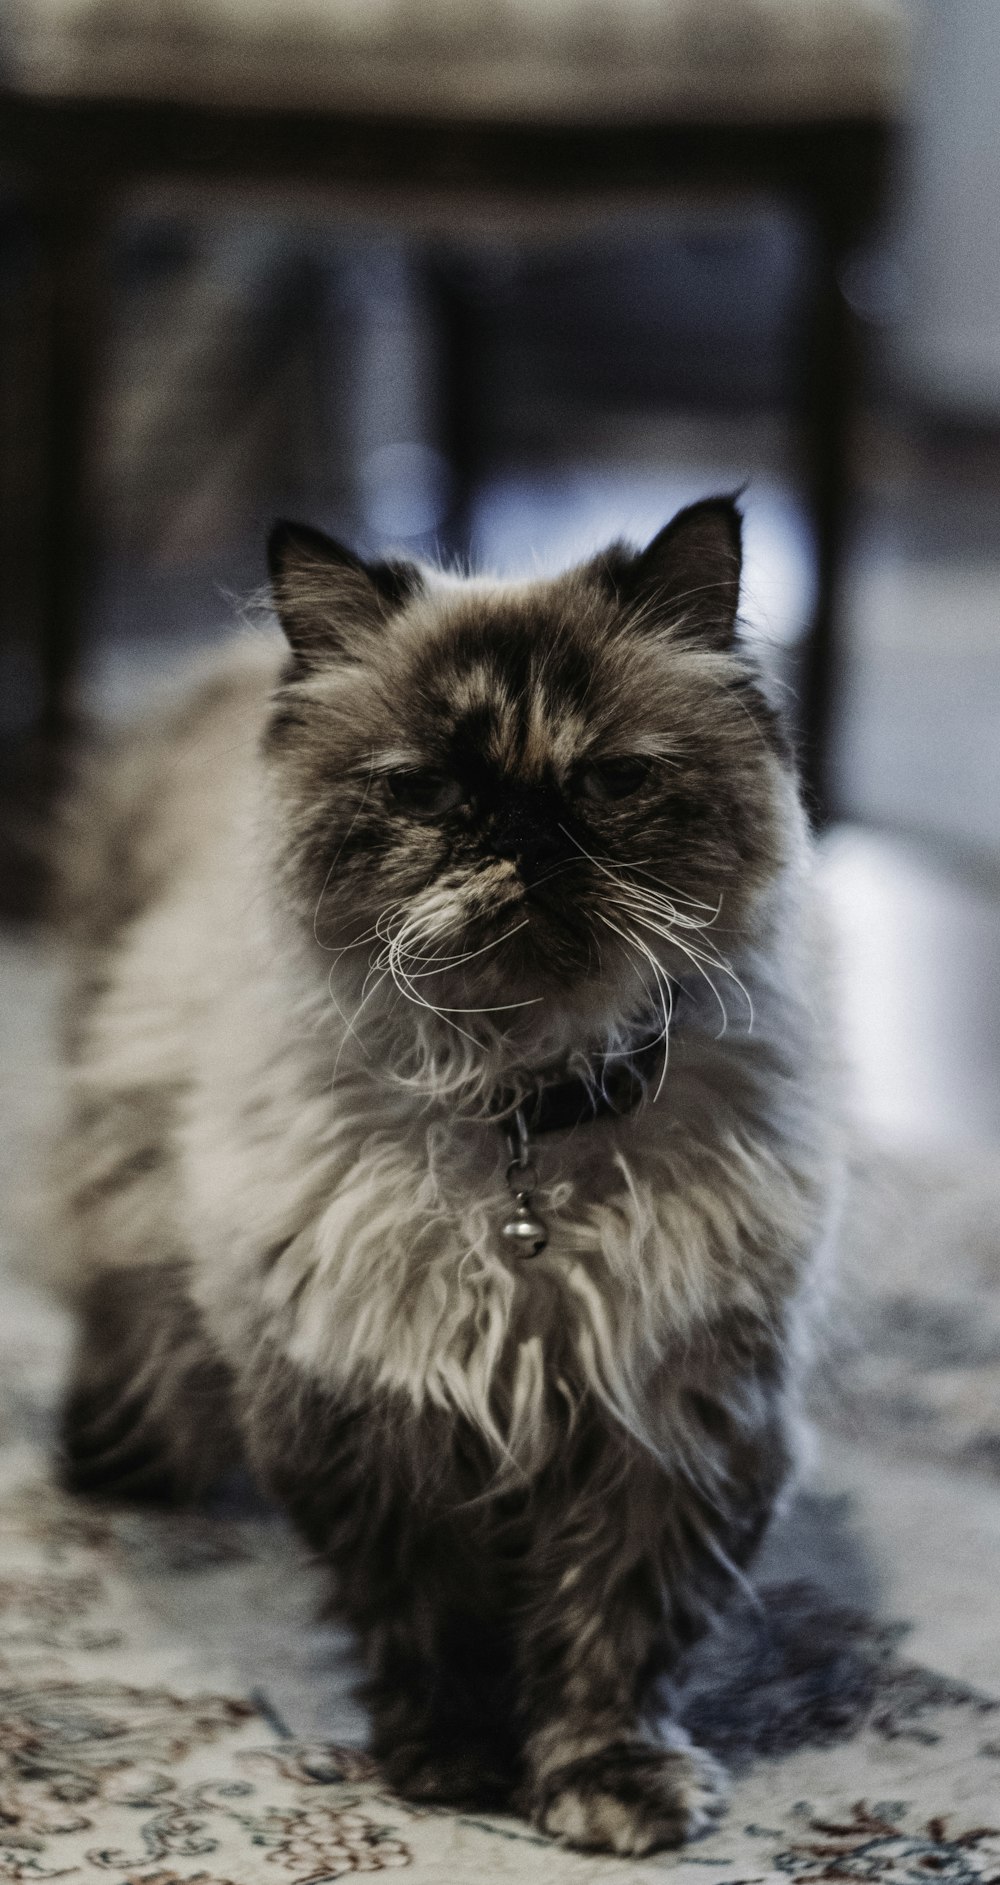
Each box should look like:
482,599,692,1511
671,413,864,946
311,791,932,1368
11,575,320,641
487,790,565,874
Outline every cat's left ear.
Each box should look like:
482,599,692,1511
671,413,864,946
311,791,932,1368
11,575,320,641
267,520,422,668
596,496,743,650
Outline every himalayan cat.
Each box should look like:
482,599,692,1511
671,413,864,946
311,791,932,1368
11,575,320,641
55,497,836,1856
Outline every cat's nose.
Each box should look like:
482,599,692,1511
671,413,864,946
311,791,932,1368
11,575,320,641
488,794,565,874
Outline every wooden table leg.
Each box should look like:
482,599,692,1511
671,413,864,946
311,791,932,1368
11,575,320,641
797,211,863,829
0,189,107,913
31,187,107,738
424,249,489,567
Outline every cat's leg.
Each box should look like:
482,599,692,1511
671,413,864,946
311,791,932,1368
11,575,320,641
363,1599,520,1806
58,1066,240,1501
517,1459,728,1853
517,1385,791,1855
61,1265,241,1502
242,1368,521,1806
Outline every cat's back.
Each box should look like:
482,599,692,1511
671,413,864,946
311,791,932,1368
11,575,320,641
61,637,281,943
59,634,284,1053
46,635,284,1300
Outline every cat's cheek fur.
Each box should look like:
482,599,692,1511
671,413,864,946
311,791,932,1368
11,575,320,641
52,511,841,1857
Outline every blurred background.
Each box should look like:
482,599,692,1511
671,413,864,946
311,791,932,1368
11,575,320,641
0,0,998,1151
2,4,1000,1794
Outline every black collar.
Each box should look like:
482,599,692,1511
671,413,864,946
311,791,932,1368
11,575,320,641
490,1030,670,1138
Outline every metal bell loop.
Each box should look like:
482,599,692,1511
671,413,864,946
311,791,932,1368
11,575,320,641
498,1105,549,1256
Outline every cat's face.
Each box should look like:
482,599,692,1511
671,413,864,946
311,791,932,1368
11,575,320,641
263,501,799,1062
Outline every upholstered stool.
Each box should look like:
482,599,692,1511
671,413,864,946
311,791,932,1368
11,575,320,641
0,0,907,818
6,0,905,121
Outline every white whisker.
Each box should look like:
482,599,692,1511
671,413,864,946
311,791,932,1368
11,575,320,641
623,901,754,1034
384,917,531,980
595,908,673,1101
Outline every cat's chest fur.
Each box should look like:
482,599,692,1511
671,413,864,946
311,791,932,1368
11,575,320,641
179,967,829,1473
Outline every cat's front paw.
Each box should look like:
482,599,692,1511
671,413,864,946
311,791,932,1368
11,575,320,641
531,1739,727,1855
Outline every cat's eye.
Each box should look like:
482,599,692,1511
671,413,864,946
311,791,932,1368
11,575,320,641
385,769,464,817
576,756,652,803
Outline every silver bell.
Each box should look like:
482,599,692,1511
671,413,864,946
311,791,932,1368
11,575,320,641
501,1201,548,1256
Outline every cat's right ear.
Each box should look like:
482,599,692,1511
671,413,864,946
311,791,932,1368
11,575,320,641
588,497,743,650
267,521,421,668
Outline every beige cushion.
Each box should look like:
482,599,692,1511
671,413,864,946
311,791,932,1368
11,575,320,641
7,0,907,124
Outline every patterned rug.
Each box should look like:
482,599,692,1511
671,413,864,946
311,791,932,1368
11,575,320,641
3,929,1000,1884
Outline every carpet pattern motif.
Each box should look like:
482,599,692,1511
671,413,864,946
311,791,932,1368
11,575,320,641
2,1432,1000,1885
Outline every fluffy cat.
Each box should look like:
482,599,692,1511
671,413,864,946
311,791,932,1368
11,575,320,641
54,497,838,1856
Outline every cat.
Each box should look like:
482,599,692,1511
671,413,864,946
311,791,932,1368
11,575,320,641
54,496,838,1856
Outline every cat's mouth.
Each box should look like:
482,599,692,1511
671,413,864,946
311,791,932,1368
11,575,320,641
325,858,640,1021
395,863,610,1006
